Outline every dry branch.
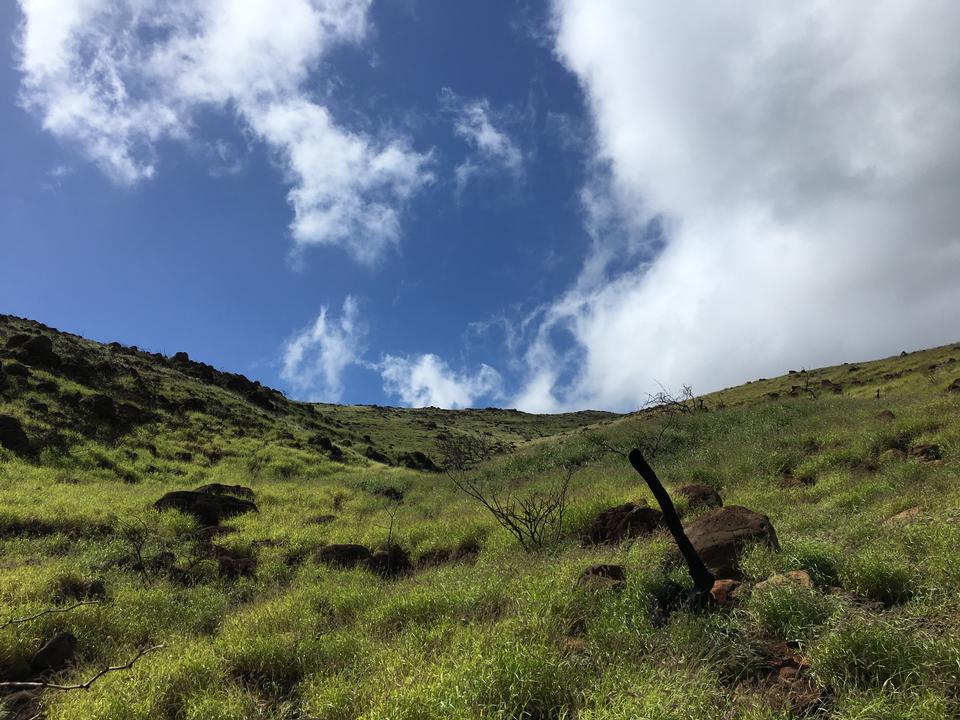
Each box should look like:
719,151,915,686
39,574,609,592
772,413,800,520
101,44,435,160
0,601,104,630
0,644,165,691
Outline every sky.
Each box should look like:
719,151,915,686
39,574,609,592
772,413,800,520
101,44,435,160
2,1,960,413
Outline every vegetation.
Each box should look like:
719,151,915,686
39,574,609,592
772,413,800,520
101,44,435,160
3,313,960,718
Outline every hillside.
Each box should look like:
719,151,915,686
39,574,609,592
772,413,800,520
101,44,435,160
2,315,960,719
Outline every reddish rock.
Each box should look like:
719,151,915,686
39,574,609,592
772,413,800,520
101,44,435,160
683,506,779,579
582,502,663,544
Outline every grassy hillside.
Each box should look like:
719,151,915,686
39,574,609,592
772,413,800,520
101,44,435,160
2,314,960,719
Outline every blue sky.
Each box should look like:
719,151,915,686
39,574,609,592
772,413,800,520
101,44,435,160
4,2,960,412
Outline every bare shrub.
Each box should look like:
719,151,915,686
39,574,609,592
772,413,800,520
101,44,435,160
644,383,707,414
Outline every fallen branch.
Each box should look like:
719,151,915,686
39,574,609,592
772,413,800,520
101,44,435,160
0,644,164,691
0,601,104,630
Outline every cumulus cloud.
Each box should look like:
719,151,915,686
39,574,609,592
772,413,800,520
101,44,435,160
15,0,432,263
509,0,960,412
379,354,502,408
280,296,366,401
442,89,523,193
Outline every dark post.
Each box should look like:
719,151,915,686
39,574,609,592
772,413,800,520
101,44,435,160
628,449,715,594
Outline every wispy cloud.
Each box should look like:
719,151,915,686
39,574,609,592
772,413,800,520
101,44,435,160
441,88,523,194
378,353,502,408
15,0,433,264
280,296,366,402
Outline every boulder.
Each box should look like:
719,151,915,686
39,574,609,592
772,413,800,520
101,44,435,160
194,483,256,500
154,490,257,525
315,544,373,569
0,415,30,454
370,544,413,577
582,502,663,544
946,378,960,393
578,564,626,590
683,505,779,579
16,335,58,367
30,632,76,674
676,483,723,510
876,409,896,420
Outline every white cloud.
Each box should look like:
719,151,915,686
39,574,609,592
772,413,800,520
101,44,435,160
280,296,366,401
509,0,960,411
379,354,502,408
15,0,432,263
442,89,523,193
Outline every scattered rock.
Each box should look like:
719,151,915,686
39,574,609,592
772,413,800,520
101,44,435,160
947,378,960,393
55,576,107,602
34,380,57,394
5,333,30,349
779,473,815,488
365,446,391,464
315,543,373,569
373,486,404,502
709,578,743,607
0,415,30,454
154,490,258,525
819,380,843,394
4,362,29,379
578,564,626,590
194,483,256,500
30,631,76,674
647,580,708,628
884,506,921,526
582,502,663,544
0,659,32,683
683,506,780,579
909,443,942,462
676,483,723,510
16,335,59,368
1,688,42,720
875,409,896,420
754,570,813,595
370,544,413,577
214,546,257,579
80,394,117,422
398,450,439,472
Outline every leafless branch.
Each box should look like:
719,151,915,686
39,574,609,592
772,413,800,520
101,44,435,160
643,382,707,414
0,644,165,691
0,601,104,630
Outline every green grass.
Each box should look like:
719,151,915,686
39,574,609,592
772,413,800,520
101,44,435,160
3,314,960,718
